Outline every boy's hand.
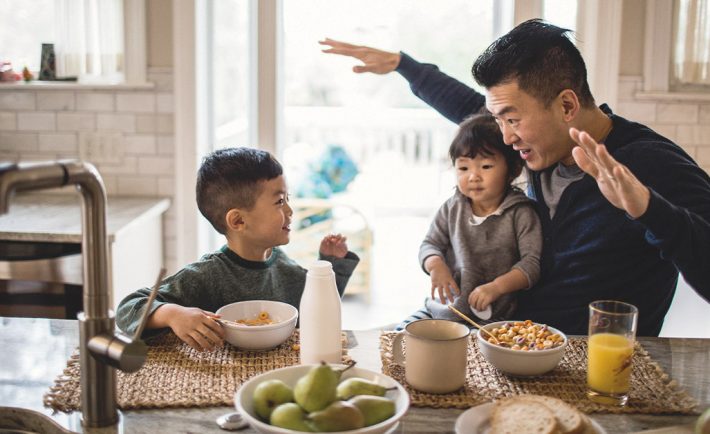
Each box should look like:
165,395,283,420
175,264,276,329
468,282,501,311
425,256,460,304
168,306,225,351
319,233,348,258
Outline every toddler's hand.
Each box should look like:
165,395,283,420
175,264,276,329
429,264,460,305
319,233,348,258
168,306,225,351
468,282,501,312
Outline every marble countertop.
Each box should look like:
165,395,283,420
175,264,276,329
0,193,170,243
0,317,708,434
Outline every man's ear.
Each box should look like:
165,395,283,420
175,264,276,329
558,89,580,122
225,208,245,232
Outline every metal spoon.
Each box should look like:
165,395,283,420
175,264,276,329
216,411,249,431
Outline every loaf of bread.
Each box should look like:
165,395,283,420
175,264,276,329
490,395,594,434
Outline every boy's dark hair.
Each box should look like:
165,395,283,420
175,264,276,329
472,19,595,108
449,114,523,180
196,147,283,234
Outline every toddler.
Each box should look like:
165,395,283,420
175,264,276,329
399,114,541,329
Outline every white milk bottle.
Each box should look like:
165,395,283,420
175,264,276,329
299,260,342,364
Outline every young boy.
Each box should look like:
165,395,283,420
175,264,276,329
399,115,542,329
116,147,359,351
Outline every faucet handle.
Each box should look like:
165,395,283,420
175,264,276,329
87,268,167,373
133,268,166,341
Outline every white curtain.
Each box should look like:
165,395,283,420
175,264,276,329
673,0,710,85
54,0,124,83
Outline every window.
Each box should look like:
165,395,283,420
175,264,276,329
672,0,710,87
0,0,145,85
644,0,710,94
1,0,56,74
199,2,580,282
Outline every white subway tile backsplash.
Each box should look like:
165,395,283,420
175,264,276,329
677,125,710,145
647,124,676,141
616,102,656,122
138,156,173,175
0,92,35,110
95,156,138,175
117,176,158,195
124,135,157,154
77,93,115,111
38,133,78,152
37,92,75,110
156,115,173,134
18,112,56,131
657,103,698,124
0,133,38,150
0,112,16,130
117,93,156,113
157,135,174,155
135,115,156,133
97,113,136,132
156,94,174,113
101,175,119,195
700,105,710,123
158,176,175,196
57,113,96,131
697,147,710,166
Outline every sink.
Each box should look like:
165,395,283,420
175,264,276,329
0,407,75,434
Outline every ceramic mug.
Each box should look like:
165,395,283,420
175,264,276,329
392,319,470,393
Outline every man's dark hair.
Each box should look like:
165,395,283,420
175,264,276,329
196,147,283,234
472,19,595,108
449,114,523,180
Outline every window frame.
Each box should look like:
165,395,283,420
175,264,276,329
641,0,710,100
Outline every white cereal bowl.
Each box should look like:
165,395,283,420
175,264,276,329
235,364,410,434
477,320,568,376
216,300,298,350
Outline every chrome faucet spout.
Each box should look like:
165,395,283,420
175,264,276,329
0,160,150,428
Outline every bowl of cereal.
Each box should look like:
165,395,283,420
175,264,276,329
216,300,298,350
477,320,568,376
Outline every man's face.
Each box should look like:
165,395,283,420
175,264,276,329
485,81,575,171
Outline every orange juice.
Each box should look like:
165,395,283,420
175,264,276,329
587,333,634,394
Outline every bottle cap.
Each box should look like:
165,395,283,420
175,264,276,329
308,260,333,276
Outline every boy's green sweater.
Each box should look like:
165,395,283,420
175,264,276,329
116,245,359,338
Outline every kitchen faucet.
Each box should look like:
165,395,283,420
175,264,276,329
0,160,154,428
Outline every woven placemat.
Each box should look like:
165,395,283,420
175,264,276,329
44,330,350,412
380,332,697,414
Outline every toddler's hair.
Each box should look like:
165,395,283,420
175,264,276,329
196,147,283,234
448,114,523,181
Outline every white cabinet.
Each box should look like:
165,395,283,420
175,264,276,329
0,193,170,315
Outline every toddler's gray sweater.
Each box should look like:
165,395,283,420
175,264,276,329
420,188,542,322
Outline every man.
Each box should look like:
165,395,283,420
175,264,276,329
321,19,710,336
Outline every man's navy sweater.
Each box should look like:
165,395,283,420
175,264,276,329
397,53,710,335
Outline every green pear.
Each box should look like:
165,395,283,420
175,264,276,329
252,379,294,421
294,362,339,412
307,401,365,432
269,403,314,432
348,395,396,427
335,377,392,400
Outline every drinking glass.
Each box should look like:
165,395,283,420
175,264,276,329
587,300,638,406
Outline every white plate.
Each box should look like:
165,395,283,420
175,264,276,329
455,402,607,434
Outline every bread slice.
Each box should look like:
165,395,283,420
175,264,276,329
490,399,559,434
521,395,585,434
